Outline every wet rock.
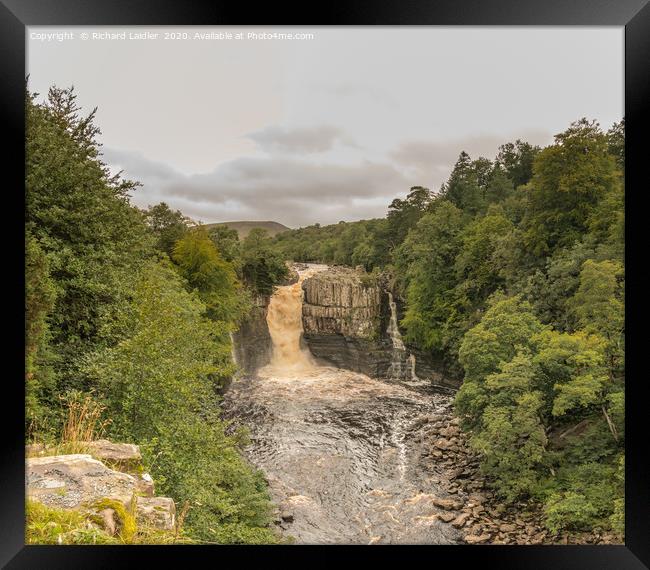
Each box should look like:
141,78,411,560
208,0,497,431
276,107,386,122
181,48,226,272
433,438,451,450
302,267,382,339
280,511,295,523
232,294,273,374
136,496,176,531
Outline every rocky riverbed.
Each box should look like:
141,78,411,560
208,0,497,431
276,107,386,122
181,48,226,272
410,409,621,545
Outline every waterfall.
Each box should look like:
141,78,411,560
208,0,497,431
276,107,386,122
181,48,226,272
387,292,421,382
408,353,419,382
387,292,408,379
229,331,238,366
264,265,325,374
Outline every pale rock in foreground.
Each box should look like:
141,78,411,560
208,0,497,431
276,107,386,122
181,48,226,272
26,452,174,531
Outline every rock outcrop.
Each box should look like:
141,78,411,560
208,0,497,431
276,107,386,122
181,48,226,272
300,266,457,387
26,444,175,531
302,267,382,338
301,267,392,377
232,294,273,374
27,454,139,510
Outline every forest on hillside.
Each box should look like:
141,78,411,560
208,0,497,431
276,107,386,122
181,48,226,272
26,85,624,542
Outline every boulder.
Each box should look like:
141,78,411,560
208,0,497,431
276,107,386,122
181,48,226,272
84,439,142,471
451,513,470,528
98,507,118,536
465,533,491,544
136,472,155,497
438,512,456,523
433,438,451,450
27,454,139,509
135,496,176,531
432,497,464,511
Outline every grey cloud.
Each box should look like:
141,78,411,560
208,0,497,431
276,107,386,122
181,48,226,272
104,148,411,227
247,125,357,154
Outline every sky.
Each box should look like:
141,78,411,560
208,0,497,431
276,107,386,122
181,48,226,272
27,26,623,228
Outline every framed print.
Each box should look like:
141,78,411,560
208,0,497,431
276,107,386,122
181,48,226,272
1,0,648,568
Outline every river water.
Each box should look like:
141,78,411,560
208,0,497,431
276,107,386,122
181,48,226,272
223,264,460,544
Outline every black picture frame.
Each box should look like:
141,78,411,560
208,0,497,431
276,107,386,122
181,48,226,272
2,1,648,568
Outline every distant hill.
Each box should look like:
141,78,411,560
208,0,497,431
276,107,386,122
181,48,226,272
203,220,291,239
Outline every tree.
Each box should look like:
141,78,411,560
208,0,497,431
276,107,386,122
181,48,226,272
441,152,486,216
454,294,545,424
172,227,246,326
471,353,548,500
25,233,57,433
454,205,514,306
606,119,625,171
570,259,624,375
495,139,540,188
208,225,241,267
522,119,620,257
26,86,153,391
241,228,289,295
144,202,190,257
83,261,276,543
395,201,464,356
385,186,433,249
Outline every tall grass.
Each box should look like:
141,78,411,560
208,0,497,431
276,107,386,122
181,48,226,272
57,391,111,455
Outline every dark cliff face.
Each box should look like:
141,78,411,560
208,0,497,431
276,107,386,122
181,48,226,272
232,294,273,374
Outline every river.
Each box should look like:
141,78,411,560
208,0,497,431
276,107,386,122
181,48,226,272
223,264,461,544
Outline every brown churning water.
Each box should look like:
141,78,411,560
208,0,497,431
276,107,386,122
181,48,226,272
224,264,460,544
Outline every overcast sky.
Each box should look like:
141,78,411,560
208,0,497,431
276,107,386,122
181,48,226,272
27,27,623,228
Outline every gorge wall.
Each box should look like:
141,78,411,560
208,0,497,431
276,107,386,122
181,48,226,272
301,266,458,389
231,264,458,389
232,293,273,374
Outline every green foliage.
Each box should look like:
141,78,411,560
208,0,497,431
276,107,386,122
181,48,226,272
173,227,248,325
240,228,290,295
441,152,486,216
25,233,57,434
395,201,464,355
83,261,226,438
26,499,194,545
543,491,601,533
26,86,154,395
471,354,548,500
495,139,540,189
385,186,433,248
26,86,279,544
570,259,624,372
523,119,620,257
454,205,513,305
209,225,241,266
144,202,190,257
83,261,276,542
26,500,117,545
